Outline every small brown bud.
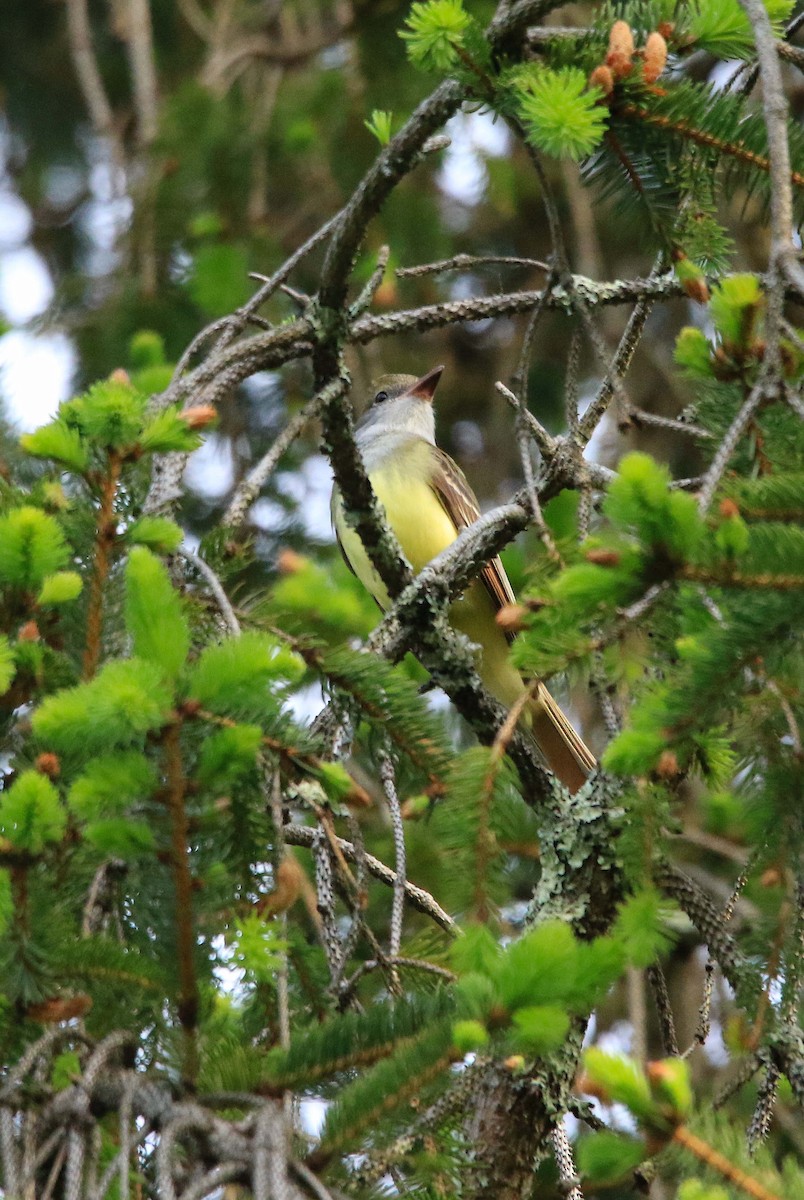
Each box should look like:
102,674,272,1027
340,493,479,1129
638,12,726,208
607,20,635,78
496,604,528,634
718,498,740,519
504,1055,526,1072
18,621,40,643
760,867,781,888
180,697,202,718
261,856,305,917
589,65,615,96
585,548,621,567
276,547,308,575
646,1060,675,1086
345,782,372,809
658,21,675,40
576,1073,608,1101
373,280,398,309
109,368,131,386
683,276,710,304
609,19,635,57
606,50,634,79
655,750,679,779
642,31,668,83
181,404,218,430
35,753,61,779
27,993,93,1023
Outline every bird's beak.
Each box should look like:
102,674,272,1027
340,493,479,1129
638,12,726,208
405,365,445,403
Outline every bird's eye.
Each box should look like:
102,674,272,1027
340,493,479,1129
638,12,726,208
374,390,389,404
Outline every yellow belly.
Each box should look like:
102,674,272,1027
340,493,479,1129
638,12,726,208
333,448,525,710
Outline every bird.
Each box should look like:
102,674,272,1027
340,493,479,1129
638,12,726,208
331,365,596,793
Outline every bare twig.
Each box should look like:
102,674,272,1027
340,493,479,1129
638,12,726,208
378,743,406,964
397,253,551,277
180,547,241,636
222,379,337,529
283,823,457,934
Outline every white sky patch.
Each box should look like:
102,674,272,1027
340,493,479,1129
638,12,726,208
78,147,132,277
709,60,741,92
0,246,54,324
0,330,76,429
300,1097,328,1138
438,111,510,206
286,679,326,726
277,454,335,542
184,433,236,498
0,190,33,248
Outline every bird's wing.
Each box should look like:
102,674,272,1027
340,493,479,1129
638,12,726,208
429,446,517,633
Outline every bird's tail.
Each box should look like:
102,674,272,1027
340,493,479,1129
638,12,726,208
528,682,596,794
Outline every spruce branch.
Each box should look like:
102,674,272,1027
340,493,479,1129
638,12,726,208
619,102,804,190
82,450,122,681
163,720,199,1086
282,823,457,934
736,0,804,296
671,1125,782,1200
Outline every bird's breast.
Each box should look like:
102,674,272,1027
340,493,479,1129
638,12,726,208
333,439,459,607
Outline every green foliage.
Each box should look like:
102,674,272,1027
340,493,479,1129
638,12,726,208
0,771,66,853
33,659,173,756
575,1130,647,1184
186,630,305,714
129,330,166,369
125,516,184,553
0,507,69,590
195,724,262,788
67,752,157,819
610,890,674,967
268,555,378,641
317,646,452,782
582,1049,656,1121
318,1017,454,1155
509,1004,569,1054
125,547,190,681
685,0,793,59
400,0,473,71
365,109,394,145
138,407,203,454
514,67,608,161
265,993,455,1088
85,818,156,858
452,1018,489,1051
20,422,89,472
188,242,251,317
68,379,146,449
2,3,804,1191
51,1050,82,1092
677,1183,729,1200
230,914,288,983
37,572,83,606
0,636,14,695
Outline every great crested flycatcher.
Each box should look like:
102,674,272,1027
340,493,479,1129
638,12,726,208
331,365,596,793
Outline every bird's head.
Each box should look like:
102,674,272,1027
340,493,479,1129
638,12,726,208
356,365,444,442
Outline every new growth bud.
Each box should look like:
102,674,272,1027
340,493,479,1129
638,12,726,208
642,32,668,84
607,20,635,79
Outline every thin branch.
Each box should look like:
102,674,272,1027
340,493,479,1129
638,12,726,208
697,383,767,514
397,253,552,278
222,380,336,529
65,0,122,154
736,0,804,296
282,823,457,934
378,743,406,963
180,547,241,636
